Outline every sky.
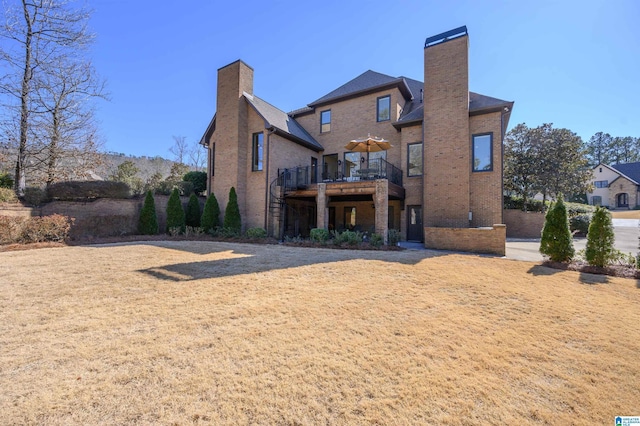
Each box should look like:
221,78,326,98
85,0,640,159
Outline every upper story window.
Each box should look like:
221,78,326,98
472,133,493,172
407,142,422,177
252,132,263,171
594,180,608,188
377,95,390,122
320,110,331,133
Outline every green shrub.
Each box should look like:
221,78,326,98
47,181,131,200
540,198,574,262
245,227,267,238
223,187,241,234
23,186,48,206
387,229,402,246
310,228,330,242
331,230,362,245
165,188,185,234
569,214,591,236
185,193,201,227
201,194,221,233
0,172,13,189
369,233,383,247
138,191,158,235
183,171,207,195
503,195,546,212
585,206,615,267
0,188,18,203
218,226,240,238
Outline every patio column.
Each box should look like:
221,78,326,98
317,183,327,230
374,180,389,244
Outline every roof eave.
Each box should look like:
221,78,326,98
271,127,323,152
393,118,423,129
309,79,413,109
199,114,216,146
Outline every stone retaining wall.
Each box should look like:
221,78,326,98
0,195,201,239
424,224,506,256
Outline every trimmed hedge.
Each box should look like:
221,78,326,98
540,198,574,262
201,194,220,232
223,187,241,233
138,191,159,235
47,181,131,200
166,188,185,233
185,193,201,227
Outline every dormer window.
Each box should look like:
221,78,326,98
377,95,390,122
320,110,331,133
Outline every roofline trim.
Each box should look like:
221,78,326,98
308,78,413,108
270,126,323,152
425,26,468,48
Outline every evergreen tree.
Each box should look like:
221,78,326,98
166,188,185,233
201,193,220,232
540,197,574,262
223,187,241,234
138,190,158,235
585,206,615,267
185,193,201,227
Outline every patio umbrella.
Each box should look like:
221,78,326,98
344,134,391,152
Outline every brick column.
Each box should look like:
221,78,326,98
374,180,389,244
316,183,327,230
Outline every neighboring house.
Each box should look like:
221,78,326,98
588,162,640,209
200,26,513,249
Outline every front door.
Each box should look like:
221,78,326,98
617,193,629,208
407,205,423,242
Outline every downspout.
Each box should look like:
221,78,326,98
500,106,510,223
264,126,276,230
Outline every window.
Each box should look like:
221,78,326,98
344,152,361,178
344,207,356,229
252,132,263,171
594,180,608,188
472,133,493,172
407,142,422,176
591,196,602,206
377,95,390,122
320,110,331,133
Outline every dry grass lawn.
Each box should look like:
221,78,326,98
610,210,640,219
1,241,639,425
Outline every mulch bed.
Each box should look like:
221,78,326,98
543,260,640,279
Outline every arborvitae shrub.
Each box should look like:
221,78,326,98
223,187,241,233
201,193,220,232
540,197,574,262
166,188,185,233
138,191,158,235
185,193,201,227
585,206,615,267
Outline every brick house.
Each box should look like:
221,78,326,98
588,162,640,208
200,26,514,252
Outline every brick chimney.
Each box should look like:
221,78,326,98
423,27,471,228
212,60,253,220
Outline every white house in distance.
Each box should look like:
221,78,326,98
588,162,640,209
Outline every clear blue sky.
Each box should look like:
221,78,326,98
89,0,639,158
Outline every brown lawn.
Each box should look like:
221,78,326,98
610,210,640,219
1,241,639,425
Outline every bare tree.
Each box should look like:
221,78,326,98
188,141,206,171
30,55,107,186
169,135,188,165
0,0,92,194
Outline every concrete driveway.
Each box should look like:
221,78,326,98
506,219,639,261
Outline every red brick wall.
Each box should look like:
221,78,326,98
424,224,506,255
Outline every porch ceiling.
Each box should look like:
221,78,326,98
285,181,405,200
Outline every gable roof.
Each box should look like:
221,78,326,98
307,70,414,108
244,93,323,152
293,69,513,126
611,162,640,185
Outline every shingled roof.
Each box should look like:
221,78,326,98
244,93,323,152
611,162,640,185
292,69,512,125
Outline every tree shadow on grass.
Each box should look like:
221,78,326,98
132,241,452,282
528,263,611,285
